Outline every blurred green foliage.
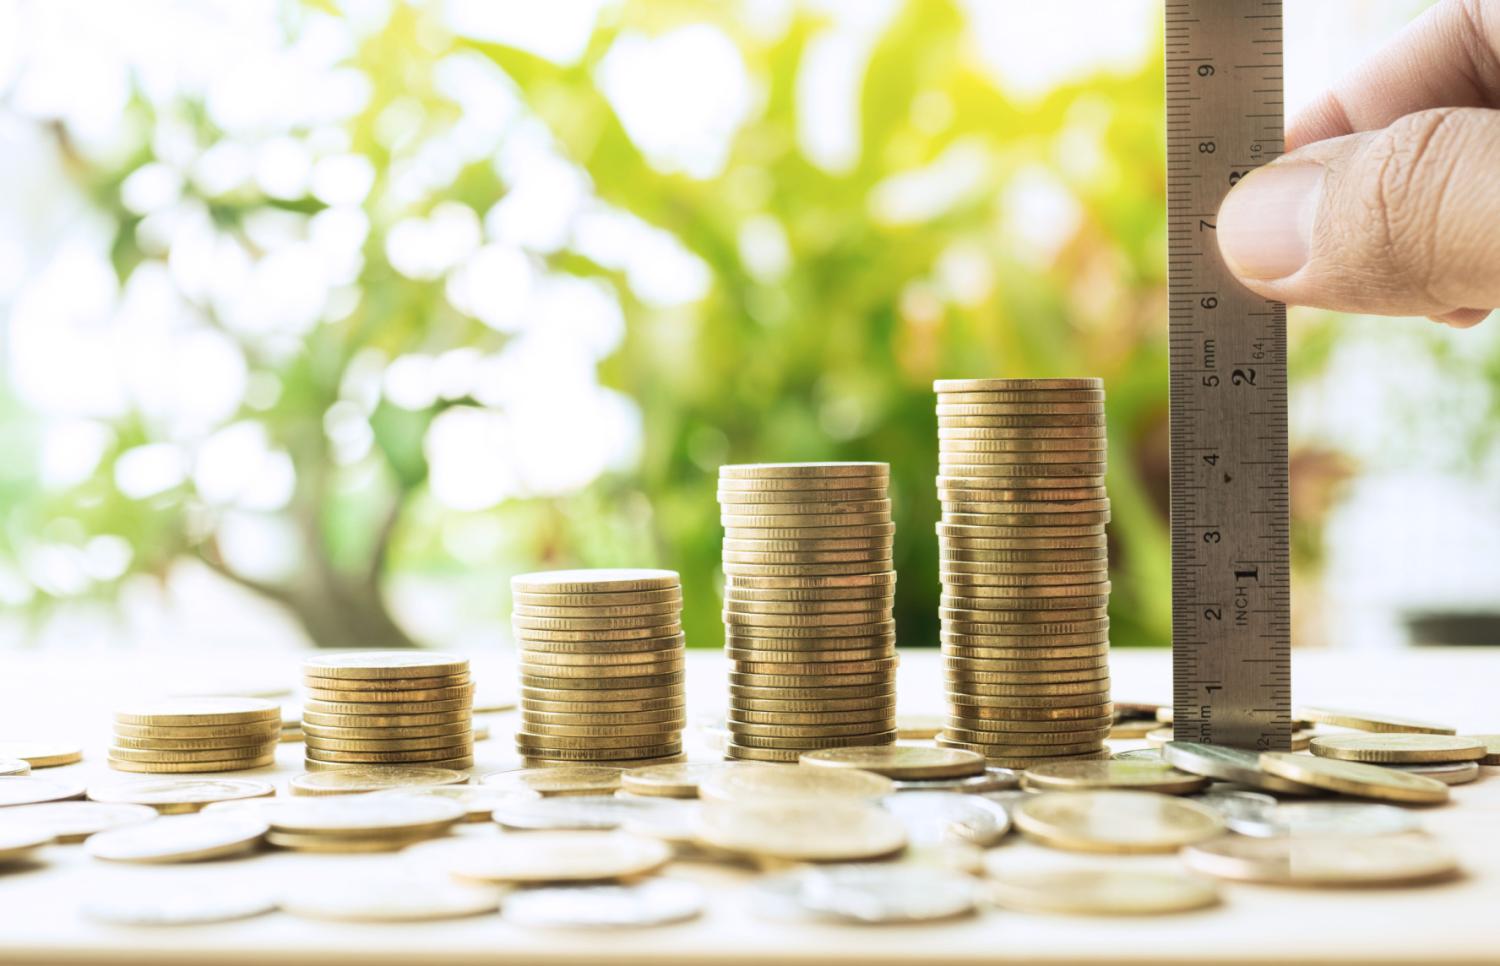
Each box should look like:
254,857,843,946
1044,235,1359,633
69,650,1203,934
19,0,1185,650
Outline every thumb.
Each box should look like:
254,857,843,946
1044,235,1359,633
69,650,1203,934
1215,107,1500,327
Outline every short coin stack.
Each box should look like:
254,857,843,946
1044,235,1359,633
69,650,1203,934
934,378,1112,768
110,699,280,774
718,462,898,763
301,652,474,771
512,569,686,766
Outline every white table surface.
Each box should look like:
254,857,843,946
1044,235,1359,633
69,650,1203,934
1,645,1498,965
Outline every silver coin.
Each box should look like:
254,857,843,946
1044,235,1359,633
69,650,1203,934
0,759,30,777
1194,789,1279,831
618,800,705,845
891,767,1019,794
491,795,696,832
82,886,276,926
786,864,978,924
1111,748,1162,762
503,879,704,928
1229,801,1423,839
0,802,158,844
880,792,1011,847
1163,741,1315,795
1386,760,1481,785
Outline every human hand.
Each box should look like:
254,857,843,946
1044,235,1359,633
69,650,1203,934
1215,0,1500,326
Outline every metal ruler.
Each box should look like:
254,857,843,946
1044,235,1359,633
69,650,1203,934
1166,0,1291,751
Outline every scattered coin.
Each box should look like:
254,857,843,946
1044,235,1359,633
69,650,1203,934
503,879,705,929
491,795,696,832
1258,752,1449,804
1162,741,1317,795
1012,790,1224,853
1294,705,1454,735
1309,733,1485,764
1469,734,1500,765
799,746,985,780
620,762,741,799
289,766,468,797
81,885,276,926
771,865,978,924
268,794,464,839
0,741,83,768
700,799,906,862
984,868,1220,916
1220,800,1424,839
109,699,279,774
85,777,276,814
480,766,622,797
441,830,672,883
281,873,502,922
85,812,268,862
0,760,30,777
0,801,156,843
373,783,523,822
0,775,86,807
1111,748,1162,762
891,767,1020,794
1182,833,1458,886
1388,760,1481,784
895,714,944,739
881,791,1011,846
698,764,892,803
1021,759,1209,795
0,825,54,863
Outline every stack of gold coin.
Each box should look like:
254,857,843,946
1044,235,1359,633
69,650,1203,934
109,699,280,774
933,378,1112,768
718,462,898,763
511,569,686,766
301,652,473,771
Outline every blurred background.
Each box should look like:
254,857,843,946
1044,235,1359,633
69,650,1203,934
0,0,1493,657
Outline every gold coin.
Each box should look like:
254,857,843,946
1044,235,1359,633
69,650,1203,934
107,754,275,774
717,487,887,506
947,735,1104,758
717,474,888,491
85,777,274,814
725,647,893,667
442,830,671,883
1019,760,1203,794
511,569,680,595
522,707,684,727
942,594,1110,612
1293,705,1454,735
937,432,1107,451
942,643,1108,662
303,755,473,772
722,562,894,579
735,656,898,676
726,634,895,654
304,684,474,705
724,744,801,763
512,613,682,632
720,462,889,480
521,689,683,710
0,801,156,843
942,680,1111,699
799,746,984,780
723,598,891,618
1181,833,1458,886
516,633,685,656
510,743,682,763
940,488,1108,506
520,648,684,668
303,698,470,716
942,632,1110,651
943,608,1110,627
939,531,1107,549
723,525,895,544
1012,790,1222,853
521,720,684,739
726,617,897,638
372,784,525,822
699,763,892,803
945,658,1109,677
721,512,891,529
1309,734,1485,764
513,729,677,751
699,799,905,861
729,705,894,725
106,743,274,764
620,762,739,799
301,673,470,692
512,600,681,619
942,568,1112,587
266,795,464,837
722,550,891,567
723,604,894,626
725,570,895,589
479,766,622,796
938,523,1106,542
729,672,892,691
938,543,1108,562
301,709,471,729
1258,752,1449,804
0,741,83,768
732,699,895,719
719,497,891,516
266,830,438,853
934,377,1101,392
936,401,1105,416
114,698,279,726
303,651,469,680
303,733,475,753
1470,734,1500,765
949,717,1113,738
519,672,683,692
306,743,473,765
513,624,681,643
289,766,468,797
941,750,1109,771
722,537,893,555
938,555,1109,574
984,868,1219,916
302,720,476,741
109,722,281,744
728,720,894,740
936,386,1104,402
519,658,683,680
943,511,1110,528
939,471,1107,490
512,588,682,608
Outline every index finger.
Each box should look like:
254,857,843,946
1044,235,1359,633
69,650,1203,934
1289,0,1500,149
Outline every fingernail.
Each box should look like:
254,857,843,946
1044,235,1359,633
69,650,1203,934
1216,162,1324,280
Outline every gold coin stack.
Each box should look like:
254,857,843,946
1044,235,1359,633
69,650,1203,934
934,378,1113,768
511,569,686,766
301,652,474,771
718,462,898,763
110,699,280,773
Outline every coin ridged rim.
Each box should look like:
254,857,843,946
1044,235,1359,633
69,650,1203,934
935,378,1102,392
949,715,1114,734
510,569,680,595
302,652,469,680
512,589,682,608
106,754,275,774
717,489,888,506
728,731,896,751
288,767,468,796
521,692,684,712
514,731,679,751
1258,752,1450,803
797,746,984,780
113,699,280,726
719,463,889,479
726,719,892,738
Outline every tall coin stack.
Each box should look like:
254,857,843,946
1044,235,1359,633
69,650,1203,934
718,462,899,763
110,698,280,773
512,569,686,766
301,652,474,771
934,378,1113,768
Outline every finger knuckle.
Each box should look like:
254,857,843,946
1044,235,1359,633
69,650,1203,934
1366,108,1470,301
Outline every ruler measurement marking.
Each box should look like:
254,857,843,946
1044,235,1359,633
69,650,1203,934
1167,0,1291,752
